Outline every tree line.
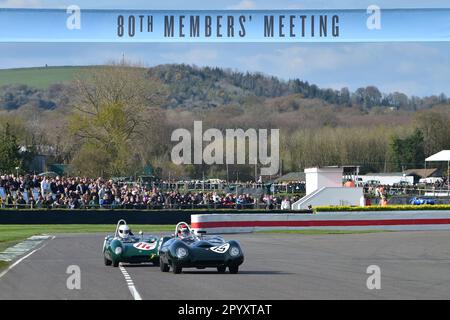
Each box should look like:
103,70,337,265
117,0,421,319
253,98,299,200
1,64,448,112
0,63,450,180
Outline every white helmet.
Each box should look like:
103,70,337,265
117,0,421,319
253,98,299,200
118,224,131,239
178,225,191,239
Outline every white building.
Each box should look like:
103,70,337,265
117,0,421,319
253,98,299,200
292,166,364,210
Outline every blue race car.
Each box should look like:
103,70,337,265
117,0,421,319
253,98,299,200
409,197,436,205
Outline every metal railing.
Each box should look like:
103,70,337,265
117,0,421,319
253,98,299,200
364,186,450,197
137,182,306,194
0,201,290,211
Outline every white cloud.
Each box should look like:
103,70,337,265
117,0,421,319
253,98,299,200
0,0,43,7
163,48,219,65
0,0,69,8
227,0,256,10
378,80,428,97
234,45,362,78
230,43,450,96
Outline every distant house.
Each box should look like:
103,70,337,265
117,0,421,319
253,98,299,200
29,155,47,173
21,145,60,174
404,168,442,184
274,172,306,183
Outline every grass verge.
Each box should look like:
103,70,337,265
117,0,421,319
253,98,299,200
0,261,9,270
0,66,89,89
0,224,173,270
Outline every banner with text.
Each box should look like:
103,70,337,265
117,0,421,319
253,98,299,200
0,8,450,42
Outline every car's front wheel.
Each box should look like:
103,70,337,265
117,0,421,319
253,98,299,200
217,266,226,273
104,256,112,266
229,265,239,274
160,257,169,272
113,260,119,267
172,262,182,274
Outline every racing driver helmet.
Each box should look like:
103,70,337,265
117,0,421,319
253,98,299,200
178,225,191,239
118,224,131,239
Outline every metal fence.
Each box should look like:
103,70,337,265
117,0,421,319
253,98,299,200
366,186,450,197
0,202,289,211
140,182,306,194
2,183,450,211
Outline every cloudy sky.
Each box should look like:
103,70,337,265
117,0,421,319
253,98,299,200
1,0,450,96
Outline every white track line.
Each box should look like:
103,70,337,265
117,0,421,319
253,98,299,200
0,235,55,280
119,264,142,300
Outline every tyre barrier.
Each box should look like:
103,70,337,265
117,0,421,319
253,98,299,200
191,210,450,234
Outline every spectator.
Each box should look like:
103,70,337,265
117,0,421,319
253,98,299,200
281,197,291,210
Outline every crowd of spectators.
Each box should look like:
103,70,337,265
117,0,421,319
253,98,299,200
0,174,301,210
3,173,446,210
363,177,449,197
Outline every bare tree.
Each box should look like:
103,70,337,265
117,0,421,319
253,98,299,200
69,62,168,176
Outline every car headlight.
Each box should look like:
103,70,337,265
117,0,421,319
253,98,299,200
115,247,123,255
176,247,188,258
230,247,240,257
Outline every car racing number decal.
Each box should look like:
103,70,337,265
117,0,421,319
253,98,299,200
133,242,157,251
209,243,230,254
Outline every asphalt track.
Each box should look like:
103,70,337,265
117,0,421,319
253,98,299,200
1,231,450,299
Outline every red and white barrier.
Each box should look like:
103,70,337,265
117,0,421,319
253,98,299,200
191,211,450,234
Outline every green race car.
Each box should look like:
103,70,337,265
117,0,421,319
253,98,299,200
159,222,244,274
102,219,161,267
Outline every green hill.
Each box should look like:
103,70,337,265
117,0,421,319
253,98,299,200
0,66,89,89
0,64,446,112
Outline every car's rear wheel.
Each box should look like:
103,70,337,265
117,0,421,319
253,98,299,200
104,257,112,266
113,260,119,267
229,265,239,274
217,266,226,273
160,257,170,272
172,263,182,274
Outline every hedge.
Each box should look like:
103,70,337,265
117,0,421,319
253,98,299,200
315,204,450,212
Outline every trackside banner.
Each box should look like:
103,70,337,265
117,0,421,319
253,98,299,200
0,8,450,42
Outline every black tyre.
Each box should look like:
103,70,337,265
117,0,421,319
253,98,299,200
217,266,226,273
160,257,170,272
113,260,119,267
104,256,112,266
229,265,239,274
172,262,182,274
153,259,160,267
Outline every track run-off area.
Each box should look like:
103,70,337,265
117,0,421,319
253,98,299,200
1,231,450,300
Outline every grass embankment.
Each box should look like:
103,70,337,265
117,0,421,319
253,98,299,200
0,66,89,89
0,261,8,270
0,224,173,269
315,204,450,212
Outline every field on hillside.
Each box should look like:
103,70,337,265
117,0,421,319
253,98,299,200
0,66,88,89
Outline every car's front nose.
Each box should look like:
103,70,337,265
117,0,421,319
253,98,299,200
173,246,244,267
